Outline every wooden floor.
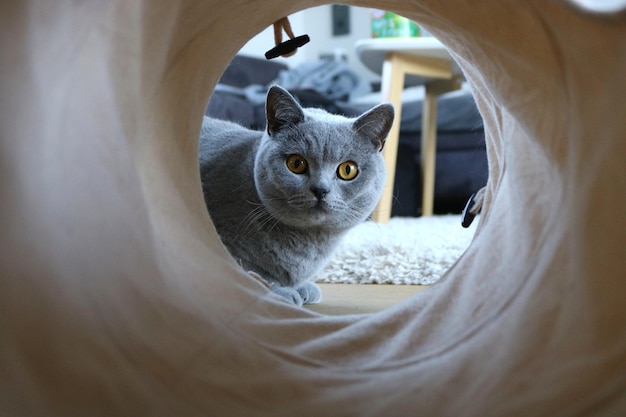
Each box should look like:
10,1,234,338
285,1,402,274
306,284,428,315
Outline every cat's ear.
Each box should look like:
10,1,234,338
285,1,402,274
353,103,394,152
266,86,305,136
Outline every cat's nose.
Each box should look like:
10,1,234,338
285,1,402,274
310,186,329,201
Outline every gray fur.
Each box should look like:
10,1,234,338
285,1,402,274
199,86,393,305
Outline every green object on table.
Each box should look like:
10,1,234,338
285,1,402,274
371,10,420,38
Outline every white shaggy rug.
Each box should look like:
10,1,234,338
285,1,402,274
315,215,477,285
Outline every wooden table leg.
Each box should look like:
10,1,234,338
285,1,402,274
420,78,462,216
371,54,460,222
420,89,438,216
371,53,405,223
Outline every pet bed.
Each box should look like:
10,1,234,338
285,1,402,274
2,1,625,416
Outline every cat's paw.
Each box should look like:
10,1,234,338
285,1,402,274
296,281,322,305
271,286,304,306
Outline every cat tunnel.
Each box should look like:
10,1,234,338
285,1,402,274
1,0,625,415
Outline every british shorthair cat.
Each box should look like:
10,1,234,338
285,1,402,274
199,85,393,305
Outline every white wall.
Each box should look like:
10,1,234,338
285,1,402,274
238,6,380,83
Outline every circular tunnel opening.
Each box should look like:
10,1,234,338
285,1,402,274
6,2,626,415
198,5,483,314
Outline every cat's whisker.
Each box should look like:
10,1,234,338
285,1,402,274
238,203,272,238
239,197,289,238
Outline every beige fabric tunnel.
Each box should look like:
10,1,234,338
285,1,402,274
1,1,625,416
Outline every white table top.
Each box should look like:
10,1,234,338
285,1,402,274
355,37,453,76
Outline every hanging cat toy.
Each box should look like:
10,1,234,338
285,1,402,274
265,16,310,59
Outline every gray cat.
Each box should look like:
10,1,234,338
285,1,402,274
199,86,393,305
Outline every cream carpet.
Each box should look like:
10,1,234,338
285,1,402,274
315,214,477,285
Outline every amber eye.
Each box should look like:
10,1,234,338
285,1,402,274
286,154,308,174
337,161,358,181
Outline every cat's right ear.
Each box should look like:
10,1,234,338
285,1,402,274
353,103,394,152
266,86,305,136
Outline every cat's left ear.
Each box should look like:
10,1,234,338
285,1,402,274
353,103,394,152
266,85,305,136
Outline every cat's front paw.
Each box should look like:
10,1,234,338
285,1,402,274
296,281,322,305
271,286,304,306
271,282,322,306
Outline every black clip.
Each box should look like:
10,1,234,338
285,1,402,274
265,35,310,60
461,191,479,228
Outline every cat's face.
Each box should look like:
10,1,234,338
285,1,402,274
254,86,394,230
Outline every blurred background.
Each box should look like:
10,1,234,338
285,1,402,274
206,6,488,218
